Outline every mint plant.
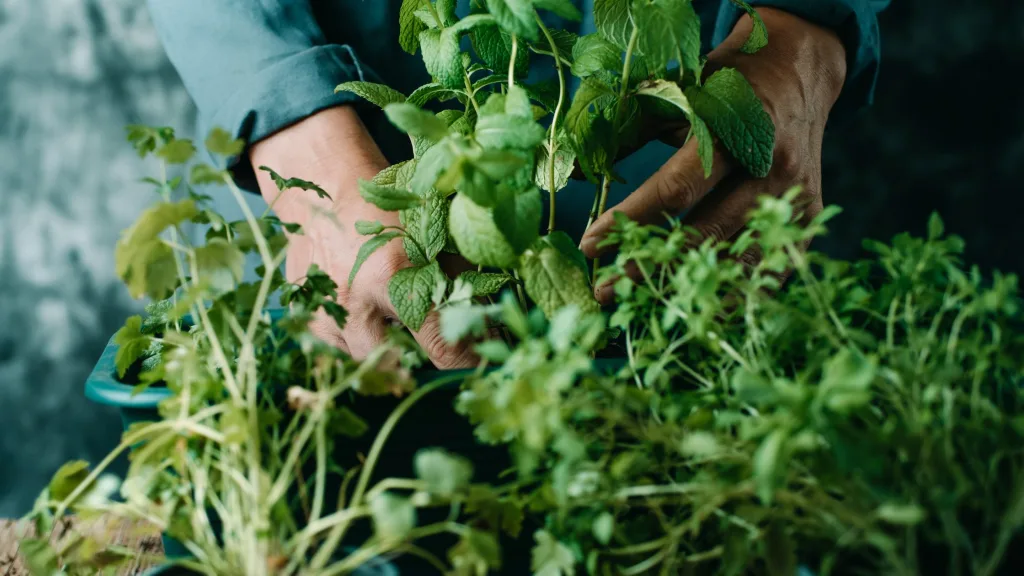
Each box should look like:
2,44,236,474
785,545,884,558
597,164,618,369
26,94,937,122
338,0,775,330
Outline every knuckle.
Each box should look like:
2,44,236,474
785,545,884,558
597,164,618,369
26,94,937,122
655,167,697,214
698,221,729,244
773,144,803,180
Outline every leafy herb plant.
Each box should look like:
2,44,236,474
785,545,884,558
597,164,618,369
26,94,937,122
19,1,1024,576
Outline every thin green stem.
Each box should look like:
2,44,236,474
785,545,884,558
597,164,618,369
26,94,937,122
536,14,568,234
508,34,518,89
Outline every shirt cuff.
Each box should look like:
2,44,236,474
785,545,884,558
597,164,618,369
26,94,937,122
712,0,883,128
205,44,385,193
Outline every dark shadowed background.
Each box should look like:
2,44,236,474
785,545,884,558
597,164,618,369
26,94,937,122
1,0,1020,515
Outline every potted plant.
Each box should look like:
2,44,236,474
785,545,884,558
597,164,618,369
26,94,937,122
18,0,1024,574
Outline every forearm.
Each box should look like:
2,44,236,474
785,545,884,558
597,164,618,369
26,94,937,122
250,105,389,226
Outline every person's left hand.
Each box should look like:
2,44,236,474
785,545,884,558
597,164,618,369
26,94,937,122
579,7,848,305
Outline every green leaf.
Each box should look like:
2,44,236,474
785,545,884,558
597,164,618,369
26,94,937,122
195,238,246,294
592,512,615,545
534,0,582,20
594,0,633,51
156,138,196,165
112,315,148,378
48,460,90,502
448,13,498,35
820,348,877,412
415,448,474,496
494,187,543,254
472,22,530,77
876,503,926,525
385,102,450,141
571,33,622,77
205,126,245,157
190,164,228,185
388,261,446,331
927,212,945,240
460,271,513,297
485,0,538,42
450,530,503,573
535,140,576,193
411,141,457,196
419,28,464,89
19,538,59,576
359,179,423,211
450,193,519,268
544,230,588,276
126,124,175,158
335,81,407,108
520,235,600,319
729,0,769,54
399,0,427,54
408,83,464,107
531,530,576,576
355,220,385,235
370,492,416,541
401,192,450,263
753,429,787,504
349,232,402,286
504,85,534,118
258,166,331,199
636,79,714,176
631,0,701,73
440,304,492,343
564,77,617,180
475,114,546,149
688,68,775,178
115,200,198,299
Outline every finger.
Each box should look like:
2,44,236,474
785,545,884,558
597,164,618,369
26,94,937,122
580,134,733,259
679,173,765,247
594,260,642,306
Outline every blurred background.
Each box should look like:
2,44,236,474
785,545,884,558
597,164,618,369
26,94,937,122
0,0,1020,516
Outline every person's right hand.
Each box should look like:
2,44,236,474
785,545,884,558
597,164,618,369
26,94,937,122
251,106,477,369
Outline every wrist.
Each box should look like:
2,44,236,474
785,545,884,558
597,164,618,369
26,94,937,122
250,105,390,224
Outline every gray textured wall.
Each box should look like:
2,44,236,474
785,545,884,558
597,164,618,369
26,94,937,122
1,0,1020,517
0,0,194,516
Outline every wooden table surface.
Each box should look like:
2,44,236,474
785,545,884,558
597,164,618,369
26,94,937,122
0,517,164,575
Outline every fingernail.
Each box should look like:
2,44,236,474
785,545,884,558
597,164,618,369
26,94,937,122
580,236,599,258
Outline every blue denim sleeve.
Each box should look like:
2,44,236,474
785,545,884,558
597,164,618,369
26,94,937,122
711,0,890,126
145,0,383,191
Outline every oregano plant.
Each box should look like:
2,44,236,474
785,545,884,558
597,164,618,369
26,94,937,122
338,0,775,332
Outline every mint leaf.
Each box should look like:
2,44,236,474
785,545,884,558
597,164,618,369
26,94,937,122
371,163,405,186
475,114,546,149
571,33,621,77
448,13,498,35
195,238,246,294
631,0,700,73
687,68,775,178
349,232,402,286
564,77,617,180
505,85,533,118
399,0,427,54
594,0,633,51
485,0,539,42
113,315,148,378
450,193,519,268
408,83,464,107
544,230,588,276
414,448,474,496
401,192,450,263
521,235,600,319
258,166,331,199
388,261,446,331
385,102,450,141
205,127,245,157
636,79,714,177
335,81,407,108
531,531,576,576
534,139,575,193
355,220,385,235
411,141,457,196
156,138,196,164
370,492,416,541
420,28,463,89
533,0,582,20
729,0,769,54
472,23,530,77
115,200,198,299
359,179,423,211
494,187,542,254
459,271,513,297
436,0,459,26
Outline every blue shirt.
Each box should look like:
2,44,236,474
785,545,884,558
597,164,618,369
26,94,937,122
146,0,888,236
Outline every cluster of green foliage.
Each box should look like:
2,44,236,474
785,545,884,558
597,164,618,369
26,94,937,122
19,1,1024,575
337,0,773,327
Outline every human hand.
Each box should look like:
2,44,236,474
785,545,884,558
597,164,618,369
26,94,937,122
579,7,848,305
252,106,478,368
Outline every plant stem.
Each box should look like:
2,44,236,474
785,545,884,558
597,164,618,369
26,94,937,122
509,34,518,89
536,14,568,234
